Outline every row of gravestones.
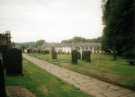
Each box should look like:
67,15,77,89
71,49,91,64
50,47,91,64
24,48,50,54
0,47,23,97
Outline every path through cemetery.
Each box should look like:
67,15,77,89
24,54,135,97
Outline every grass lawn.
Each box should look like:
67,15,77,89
30,53,135,90
6,59,91,97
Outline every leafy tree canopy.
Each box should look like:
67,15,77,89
102,0,135,59
62,37,102,43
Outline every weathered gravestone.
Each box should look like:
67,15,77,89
51,47,57,59
0,32,23,76
77,51,81,60
82,50,91,62
126,49,135,66
128,59,135,66
0,53,7,97
3,48,23,76
71,49,79,64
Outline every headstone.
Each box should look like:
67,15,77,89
51,47,57,59
71,49,78,64
77,52,81,60
0,53,7,97
3,48,23,76
128,59,135,66
82,50,91,62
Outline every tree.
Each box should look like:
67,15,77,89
102,0,135,59
62,37,102,43
36,40,45,48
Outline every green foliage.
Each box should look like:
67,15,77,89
15,39,45,49
102,0,135,59
35,40,45,48
62,37,102,43
15,42,36,49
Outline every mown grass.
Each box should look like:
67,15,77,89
6,59,91,97
30,53,135,90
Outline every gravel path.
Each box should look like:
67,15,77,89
24,54,135,97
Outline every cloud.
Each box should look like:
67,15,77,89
0,0,103,42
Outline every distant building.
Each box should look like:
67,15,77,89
56,46,72,54
54,42,102,54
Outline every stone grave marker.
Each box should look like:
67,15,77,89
0,53,7,97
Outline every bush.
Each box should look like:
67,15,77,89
3,48,23,76
71,50,79,64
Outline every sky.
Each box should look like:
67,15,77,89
0,0,103,43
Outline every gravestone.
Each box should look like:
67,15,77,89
71,49,79,64
82,50,91,62
0,33,23,76
51,47,57,59
128,59,135,66
77,52,81,60
3,48,23,76
0,53,7,97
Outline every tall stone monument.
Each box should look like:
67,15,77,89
0,32,23,76
0,53,7,97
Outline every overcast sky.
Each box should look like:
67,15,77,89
0,0,103,43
